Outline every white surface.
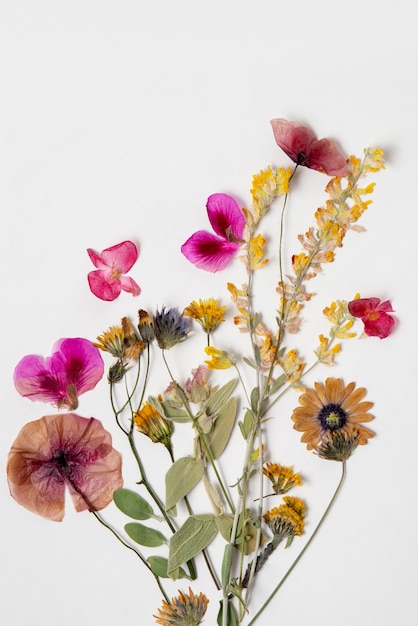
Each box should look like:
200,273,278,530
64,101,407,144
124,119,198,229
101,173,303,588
1,1,417,625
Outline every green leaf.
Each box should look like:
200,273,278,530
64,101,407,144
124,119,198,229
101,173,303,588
217,599,238,626
203,397,237,459
205,378,237,416
168,515,218,574
269,373,287,395
125,522,166,547
147,556,169,577
215,514,234,541
250,386,259,412
165,456,205,510
239,409,256,440
147,556,188,580
113,489,153,520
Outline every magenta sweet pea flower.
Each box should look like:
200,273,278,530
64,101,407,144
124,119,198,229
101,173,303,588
270,118,348,177
348,297,395,339
7,413,123,521
87,240,141,301
181,193,245,272
14,338,104,410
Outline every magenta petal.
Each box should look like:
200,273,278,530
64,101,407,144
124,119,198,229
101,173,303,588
206,193,245,240
181,231,240,272
14,355,63,403
348,298,381,318
118,275,141,296
305,138,348,176
88,269,122,301
87,248,109,270
271,118,316,162
51,338,104,394
99,241,138,273
363,313,395,339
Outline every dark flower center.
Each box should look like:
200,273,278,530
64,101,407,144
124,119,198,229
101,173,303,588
296,151,310,166
317,403,347,431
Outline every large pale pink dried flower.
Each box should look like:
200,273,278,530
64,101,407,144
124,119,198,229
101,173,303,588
7,413,123,521
271,118,347,176
13,338,104,410
87,240,141,301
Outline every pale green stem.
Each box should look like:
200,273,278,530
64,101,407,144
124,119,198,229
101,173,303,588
246,461,347,625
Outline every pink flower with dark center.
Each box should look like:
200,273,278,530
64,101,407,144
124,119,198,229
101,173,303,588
181,193,245,272
348,297,395,339
7,413,123,521
87,240,141,301
271,118,348,176
14,338,104,410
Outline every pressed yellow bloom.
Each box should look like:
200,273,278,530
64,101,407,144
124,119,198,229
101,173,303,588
95,317,144,360
263,463,303,494
154,588,209,626
204,346,234,370
250,166,291,221
279,349,305,384
248,234,268,270
183,298,226,335
291,378,374,460
133,401,173,448
263,496,306,539
314,334,341,366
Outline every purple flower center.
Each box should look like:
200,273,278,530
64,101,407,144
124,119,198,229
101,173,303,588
317,403,347,430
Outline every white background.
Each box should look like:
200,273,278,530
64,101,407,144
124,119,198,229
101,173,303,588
1,1,417,625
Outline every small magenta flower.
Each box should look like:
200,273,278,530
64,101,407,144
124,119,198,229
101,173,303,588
87,240,141,301
14,338,104,410
271,118,348,176
7,413,123,521
348,297,395,338
181,193,245,272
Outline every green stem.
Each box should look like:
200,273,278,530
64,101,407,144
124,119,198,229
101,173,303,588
246,460,347,625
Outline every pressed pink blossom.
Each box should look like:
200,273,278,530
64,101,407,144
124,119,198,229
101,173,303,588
181,193,245,272
271,118,348,176
7,413,123,521
87,240,141,301
348,297,395,338
14,338,104,410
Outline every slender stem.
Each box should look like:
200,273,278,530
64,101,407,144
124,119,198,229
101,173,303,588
246,461,347,625
91,510,170,602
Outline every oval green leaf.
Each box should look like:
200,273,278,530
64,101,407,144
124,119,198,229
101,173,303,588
113,489,154,520
125,522,166,547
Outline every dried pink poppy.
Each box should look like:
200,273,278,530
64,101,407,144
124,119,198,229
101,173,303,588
181,193,245,272
270,118,348,176
87,240,141,301
7,413,123,521
348,297,395,339
13,338,104,410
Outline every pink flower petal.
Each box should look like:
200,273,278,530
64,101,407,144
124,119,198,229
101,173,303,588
87,248,109,270
271,118,347,176
181,231,240,272
87,269,122,301
206,193,245,240
99,241,138,273
7,413,123,521
14,338,104,408
51,338,104,395
118,275,141,296
348,297,381,319
363,313,395,339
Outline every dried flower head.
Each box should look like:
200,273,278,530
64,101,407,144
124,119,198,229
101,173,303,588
263,463,303,494
7,413,123,521
291,378,374,459
263,496,306,539
95,317,144,360
137,309,155,343
133,402,173,448
183,298,226,335
154,587,209,626
153,307,192,350
348,297,395,339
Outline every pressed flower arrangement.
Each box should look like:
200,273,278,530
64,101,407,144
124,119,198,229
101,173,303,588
7,118,394,626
